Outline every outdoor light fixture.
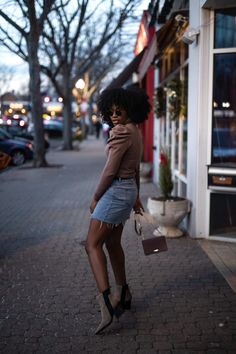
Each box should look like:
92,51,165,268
75,78,85,90
182,27,200,45
175,14,188,23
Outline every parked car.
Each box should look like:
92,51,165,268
43,119,63,137
0,128,34,166
43,119,82,139
0,151,11,170
0,114,28,128
0,125,50,150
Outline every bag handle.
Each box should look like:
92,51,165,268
134,214,144,240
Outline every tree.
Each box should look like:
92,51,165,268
40,0,141,149
0,0,55,167
0,64,15,117
0,0,142,152
0,65,14,97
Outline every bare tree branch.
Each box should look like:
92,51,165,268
69,0,89,68
0,64,15,96
0,0,56,165
38,0,56,32
0,8,27,37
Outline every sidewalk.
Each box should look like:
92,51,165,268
198,240,236,294
0,136,236,354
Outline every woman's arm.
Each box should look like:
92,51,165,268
93,125,131,202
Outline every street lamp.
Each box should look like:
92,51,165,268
75,78,85,90
73,78,86,115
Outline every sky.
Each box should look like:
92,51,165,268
0,0,150,94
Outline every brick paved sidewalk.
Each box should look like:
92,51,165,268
0,136,236,354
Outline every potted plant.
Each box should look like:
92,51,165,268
147,147,191,237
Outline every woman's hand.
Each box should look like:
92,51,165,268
133,197,144,214
90,199,97,214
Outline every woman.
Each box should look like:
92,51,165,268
85,87,151,334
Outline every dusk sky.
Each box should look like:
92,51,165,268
0,0,150,93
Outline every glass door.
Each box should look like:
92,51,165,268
209,7,236,239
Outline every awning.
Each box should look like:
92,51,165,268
138,13,188,82
138,33,157,81
203,0,236,9
106,48,146,89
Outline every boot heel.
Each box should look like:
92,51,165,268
114,284,132,315
114,305,125,318
124,299,131,310
121,284,132,311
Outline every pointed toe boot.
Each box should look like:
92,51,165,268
95,288,118,335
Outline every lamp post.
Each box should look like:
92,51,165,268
73,78,89,138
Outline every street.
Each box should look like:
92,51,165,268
0,136,236,353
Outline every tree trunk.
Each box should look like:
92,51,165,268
27,39,47,167
63,95,73,150
62,68,73,150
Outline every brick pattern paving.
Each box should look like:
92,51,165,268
0,136,236,353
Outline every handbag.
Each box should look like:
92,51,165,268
134,212,168,256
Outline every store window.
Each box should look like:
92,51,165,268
157,39,188,197
209,8,236,239
212,9,236,165
214,8,236,48
210,193,236,237
212,53,236,164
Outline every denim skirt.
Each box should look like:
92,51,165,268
91,178,138,225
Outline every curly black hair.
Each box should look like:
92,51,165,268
97,87,151,127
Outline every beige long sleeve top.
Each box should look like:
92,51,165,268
93,123,142,201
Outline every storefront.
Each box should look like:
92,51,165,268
106,0,236,241
151,16,189,196
153,0,236,242
204,5,236,241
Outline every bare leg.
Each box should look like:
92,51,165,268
85,219,113,292
105,224,127,286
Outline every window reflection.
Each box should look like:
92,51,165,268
212,53,236,164
214,8,236,48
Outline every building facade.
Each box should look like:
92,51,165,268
139,0,236,242
107,0,236,242
187,1,236,242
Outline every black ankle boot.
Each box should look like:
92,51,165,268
114,284,132,315
120,284,132,310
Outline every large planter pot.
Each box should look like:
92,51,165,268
147,197,191,237
140,162,152,183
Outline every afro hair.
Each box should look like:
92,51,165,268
97,87,151,127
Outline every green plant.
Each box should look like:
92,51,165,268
154,87,166,118
167,79,187,120
159,147,173,199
